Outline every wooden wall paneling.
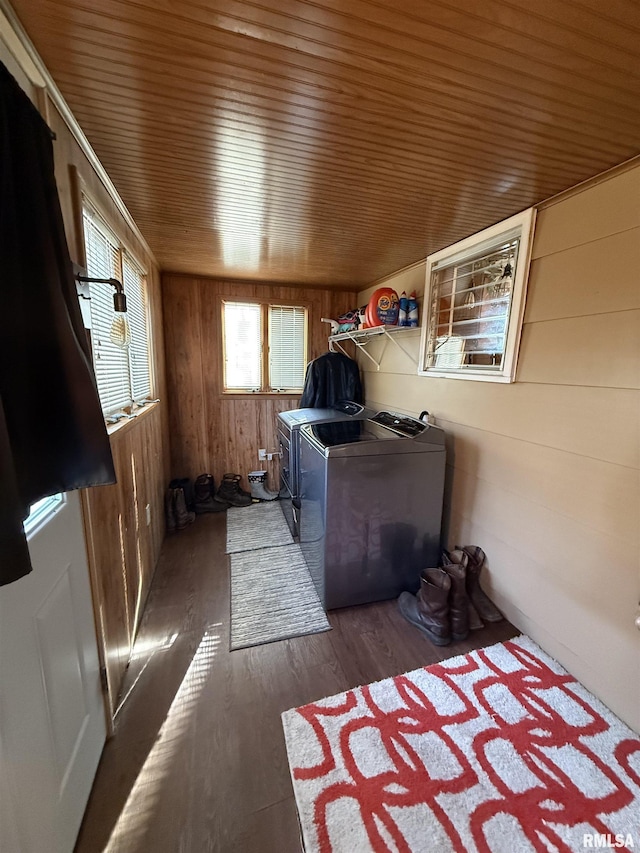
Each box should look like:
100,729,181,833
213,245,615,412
200,277,226,484
163,275,358,486
81,479,130,716
163,276,207,479
80,407,168,717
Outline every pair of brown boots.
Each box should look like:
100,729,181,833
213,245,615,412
398,546,502,646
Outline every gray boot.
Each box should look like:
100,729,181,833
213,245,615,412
248,470,279,501
173,487,195,529
398,568,451,646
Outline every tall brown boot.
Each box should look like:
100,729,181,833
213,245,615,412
441,551,470,641
445,549,484,630
398,568,451,646
458,546,503,622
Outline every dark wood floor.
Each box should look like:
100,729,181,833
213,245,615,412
75,513,518,853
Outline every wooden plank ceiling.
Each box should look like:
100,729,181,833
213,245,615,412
11,0,640,287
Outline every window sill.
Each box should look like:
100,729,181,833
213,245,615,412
221,392,302,400
105,401,161,438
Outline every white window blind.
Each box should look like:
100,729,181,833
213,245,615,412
123,255,151,400
82,209,152,414
83,212,131,413
223,302,262,390
268,305,306,390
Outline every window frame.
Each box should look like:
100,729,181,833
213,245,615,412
221,297,309,395
81,201,154,416
418,208,536,383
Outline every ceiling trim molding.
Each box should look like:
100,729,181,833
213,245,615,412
537,155,640,211
0,0,157,266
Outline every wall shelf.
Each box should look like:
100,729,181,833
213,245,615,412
329,325,420,370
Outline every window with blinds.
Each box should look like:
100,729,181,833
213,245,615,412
222,300,307,393
418,209,535,383
223,302,262,390
82,208,152,414
268,305,306,390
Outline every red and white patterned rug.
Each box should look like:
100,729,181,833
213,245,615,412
282,636,640,852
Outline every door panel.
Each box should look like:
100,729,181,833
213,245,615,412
0,491,106,852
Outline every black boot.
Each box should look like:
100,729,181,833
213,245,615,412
398,568,451,646
164,488,176,533
215,473,253,507
194,474,229,513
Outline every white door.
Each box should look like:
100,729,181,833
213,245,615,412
0,491,106,852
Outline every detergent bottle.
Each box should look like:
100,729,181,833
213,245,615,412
407,291,419,327
398,291,409,327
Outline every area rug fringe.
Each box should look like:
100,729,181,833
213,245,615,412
230,543,330,650
226,500,293,554
282,635,640,853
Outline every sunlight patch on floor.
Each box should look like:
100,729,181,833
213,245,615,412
105,625,222,850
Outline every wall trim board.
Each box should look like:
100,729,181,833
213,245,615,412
162,270,360,293
535,154,640,212
0,0,156,267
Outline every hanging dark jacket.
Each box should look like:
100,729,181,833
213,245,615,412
299,351,363,409
0,62,116,586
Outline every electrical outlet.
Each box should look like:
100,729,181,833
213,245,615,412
145,503,151,525
258,448,267,460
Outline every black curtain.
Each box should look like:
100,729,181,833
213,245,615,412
0,62,116,586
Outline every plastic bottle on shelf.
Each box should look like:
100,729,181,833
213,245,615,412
407,291,419,327
398,291,409,327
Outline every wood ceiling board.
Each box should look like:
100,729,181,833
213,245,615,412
11,0,640,286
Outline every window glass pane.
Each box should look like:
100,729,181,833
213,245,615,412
223,302,262,389
83,212,132,413
123,255,151,400
268,305,306,389
24,494,64,536
426,238,519,372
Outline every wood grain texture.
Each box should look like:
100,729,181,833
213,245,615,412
81,405,167,716
75,512,518,853
11,0,640,287
163,273,357,489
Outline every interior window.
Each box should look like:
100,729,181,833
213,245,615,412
222,300,307,393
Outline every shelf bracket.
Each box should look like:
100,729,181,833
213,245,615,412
328,325,419,371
